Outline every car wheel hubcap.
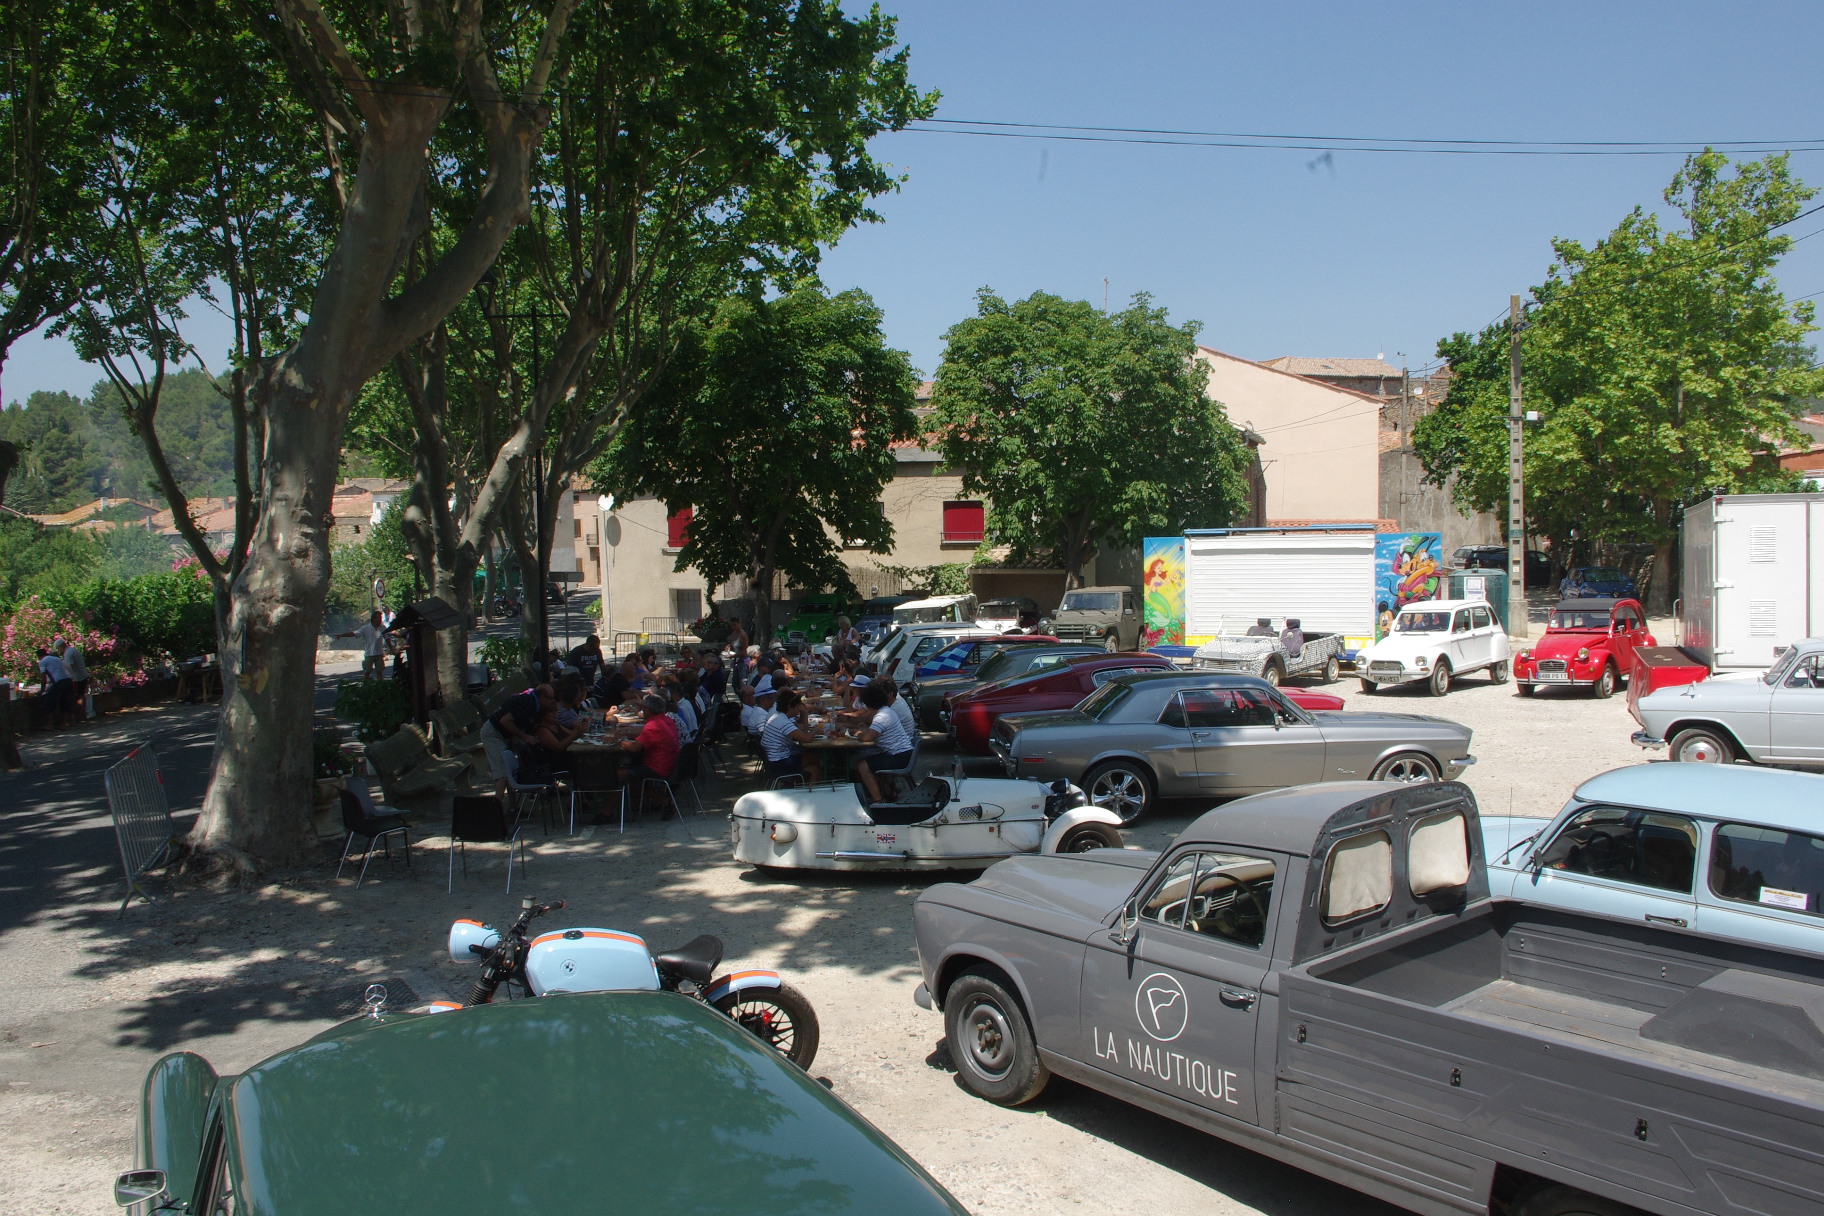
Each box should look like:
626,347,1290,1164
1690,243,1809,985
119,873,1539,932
964,1000,1014,1078
1090,771,1145,820
1382,757,1436,783
1679,737,1722,763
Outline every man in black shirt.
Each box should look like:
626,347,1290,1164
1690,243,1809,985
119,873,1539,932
481,683,555,796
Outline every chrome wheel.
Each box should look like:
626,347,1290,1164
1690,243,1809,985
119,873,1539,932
1374,753,1441,783
960,997,1015,1080
1083,762,1153,824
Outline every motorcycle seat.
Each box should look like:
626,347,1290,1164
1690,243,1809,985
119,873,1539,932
653,934,724,986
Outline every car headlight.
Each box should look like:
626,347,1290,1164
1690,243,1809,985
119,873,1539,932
1414,656,1428,669
1576,647,1590,661
1519,650,1532,661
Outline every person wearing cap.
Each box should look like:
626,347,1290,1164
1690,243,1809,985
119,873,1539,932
740,684,776,740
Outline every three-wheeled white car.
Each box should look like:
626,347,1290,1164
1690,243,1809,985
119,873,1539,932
730,775,1124,871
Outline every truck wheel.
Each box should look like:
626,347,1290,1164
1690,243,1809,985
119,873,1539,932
1489,659,1510,685
1104,633,1121,653
1373,753,1440,783
1083,760,1154,824
944,970,1050,1106
1669,726,1733,764
1428,660,1452,697
1263,660,1283,687
1055,822,1123,853
1321,656,1340,684
1359,678,1378,694
1592,663,1617,699
1512,1183,1638,1216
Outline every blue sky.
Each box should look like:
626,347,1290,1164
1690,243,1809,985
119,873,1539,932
8,1,1824,402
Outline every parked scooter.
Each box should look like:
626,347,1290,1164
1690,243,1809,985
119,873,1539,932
488,592,522,620
445,898,821,1067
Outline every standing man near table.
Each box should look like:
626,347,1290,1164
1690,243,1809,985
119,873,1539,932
480,683,555,797
59,636,91,719
35,647,75,729
338,611,392,679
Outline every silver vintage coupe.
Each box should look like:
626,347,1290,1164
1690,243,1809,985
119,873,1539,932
991,671,1475,822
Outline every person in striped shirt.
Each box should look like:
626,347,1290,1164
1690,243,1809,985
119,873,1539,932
851,680,913,804
760,690,822,784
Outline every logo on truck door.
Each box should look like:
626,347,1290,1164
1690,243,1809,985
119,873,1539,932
1135,972,1189,1041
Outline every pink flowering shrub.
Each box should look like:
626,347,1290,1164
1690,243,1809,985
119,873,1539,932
1,596,139,691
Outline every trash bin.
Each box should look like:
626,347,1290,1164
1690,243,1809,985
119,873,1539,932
1450,568,1508,627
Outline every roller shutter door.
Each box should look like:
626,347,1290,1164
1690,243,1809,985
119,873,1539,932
1185,533,1375,642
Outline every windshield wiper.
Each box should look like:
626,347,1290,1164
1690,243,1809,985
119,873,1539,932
1494,829,1544,865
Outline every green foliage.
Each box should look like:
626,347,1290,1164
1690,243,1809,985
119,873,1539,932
879,561,973,597
0,391,98,510
333,679,412,744
932,290,1251,583
49,565,218,662
1414,152,1824,559
599,283,919,604
94,525,177,581
326,502,416,619
0,514,100,607
312,729,349,779
478,635,533,680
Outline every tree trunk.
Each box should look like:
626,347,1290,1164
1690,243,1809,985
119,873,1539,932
431,558,476,702
1648,498,1677,618
750,563,774,649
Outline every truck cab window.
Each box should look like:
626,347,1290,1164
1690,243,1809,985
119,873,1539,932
1534,806,1697,894
1140,851,1276,948
1711,824,1824,914
1321,831,1393,925
1409,811,1471,896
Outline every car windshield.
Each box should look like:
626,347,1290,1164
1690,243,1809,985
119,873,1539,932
1549,609,1610,630
1577,568,1626,581
1077,680,1134,720
1061,591,1120,612
1395,611,1449,633
980,600,1026,616
1766,647,1804,686
975,651,1014,680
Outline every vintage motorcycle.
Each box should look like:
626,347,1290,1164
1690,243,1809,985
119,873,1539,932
444,897,820,1068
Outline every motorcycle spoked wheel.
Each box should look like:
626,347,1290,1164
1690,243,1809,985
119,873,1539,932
713,981,821,1069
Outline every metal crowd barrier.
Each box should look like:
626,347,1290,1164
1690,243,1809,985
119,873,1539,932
104,745,180,916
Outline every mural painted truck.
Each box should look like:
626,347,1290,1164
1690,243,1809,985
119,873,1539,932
914,780,1824,1216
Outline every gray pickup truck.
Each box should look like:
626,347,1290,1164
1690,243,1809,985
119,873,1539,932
913,781,1824,1216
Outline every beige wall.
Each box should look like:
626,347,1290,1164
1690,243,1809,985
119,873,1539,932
599,495,712,639
1196,347,1380,521
866,453,973,567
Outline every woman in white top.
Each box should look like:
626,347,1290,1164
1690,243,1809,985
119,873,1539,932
850,680,913,804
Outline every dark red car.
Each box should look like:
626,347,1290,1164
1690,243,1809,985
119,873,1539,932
1514,597,1655,699
945,653,1345,755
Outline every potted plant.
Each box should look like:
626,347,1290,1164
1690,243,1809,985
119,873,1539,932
311,729,350,839
690,612,733,644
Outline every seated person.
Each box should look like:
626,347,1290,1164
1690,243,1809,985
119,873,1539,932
851,680,914,805
750,656,777,698
740,686,777,740
885,679,917,738
594,656,639,707
760,690,823,784
698,652,728,702
527,704,581,777
669,677,700,744
552,681,591,737
618,694,680,788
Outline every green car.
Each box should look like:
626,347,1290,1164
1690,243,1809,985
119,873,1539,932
780,599,850,647
118,990,965,1215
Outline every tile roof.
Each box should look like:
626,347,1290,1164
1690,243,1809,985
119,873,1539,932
1266,517,1404,533
1259,356,1401,379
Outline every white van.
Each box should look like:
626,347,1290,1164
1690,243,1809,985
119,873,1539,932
891,594,978,627
873,623,997,685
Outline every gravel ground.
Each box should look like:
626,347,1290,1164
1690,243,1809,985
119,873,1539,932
0,645,1657,1215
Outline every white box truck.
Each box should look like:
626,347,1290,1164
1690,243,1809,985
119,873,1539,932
1680,492,1824,670
1183,526,1378,655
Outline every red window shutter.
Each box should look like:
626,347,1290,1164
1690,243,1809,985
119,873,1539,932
942,500,984,543
667,507,693,548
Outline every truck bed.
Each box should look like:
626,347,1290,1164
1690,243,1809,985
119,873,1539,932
1278,902,1824,1216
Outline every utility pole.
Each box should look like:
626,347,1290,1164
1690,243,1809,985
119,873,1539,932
1507,295,1528,638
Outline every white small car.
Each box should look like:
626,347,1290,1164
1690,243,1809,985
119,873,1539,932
1357,598,1512,697
730,774,1124,871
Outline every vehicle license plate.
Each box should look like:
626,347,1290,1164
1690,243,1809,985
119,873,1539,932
1535,671,1569,683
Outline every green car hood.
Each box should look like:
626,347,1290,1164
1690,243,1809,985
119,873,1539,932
225,990,963,1215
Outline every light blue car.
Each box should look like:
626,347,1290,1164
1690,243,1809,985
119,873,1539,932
1483,763,1824,956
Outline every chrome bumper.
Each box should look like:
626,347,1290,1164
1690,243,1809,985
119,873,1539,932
1631,730,1667,750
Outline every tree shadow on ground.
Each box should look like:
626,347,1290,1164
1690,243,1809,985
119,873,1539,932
109,957,421,1052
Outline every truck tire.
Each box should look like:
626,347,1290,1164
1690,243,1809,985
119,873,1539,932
944,970,1050,1106
1428,660,1452,697
1592,662,1617,699
1104,634,1121,653
1263,659,1284,687
1082,760,1155,824
1321,655,1340,684
1669,726,1733,764
1512,1183,1640,1216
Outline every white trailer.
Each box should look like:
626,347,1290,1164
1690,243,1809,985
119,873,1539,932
1680,492,1824,670
1183,526,1378,656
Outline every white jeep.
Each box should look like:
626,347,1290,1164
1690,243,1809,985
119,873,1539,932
1357,598,1511,697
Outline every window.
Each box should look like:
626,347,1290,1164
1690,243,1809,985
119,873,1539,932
1061,590,1121,612
1409,811,1472,896
1707,827,1824,911
671,589,702,626
941,500,985,544
1471,606,1492,630
1711,823,1824,914
1077,681,1133,721
1140,851,1276,948
1533,805,1698,894
666,507,693,549
1321,831,1393,926
1182,687,1276,728
1784,655,1823,689
1089,665,1151,688
1452,611,1471,634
